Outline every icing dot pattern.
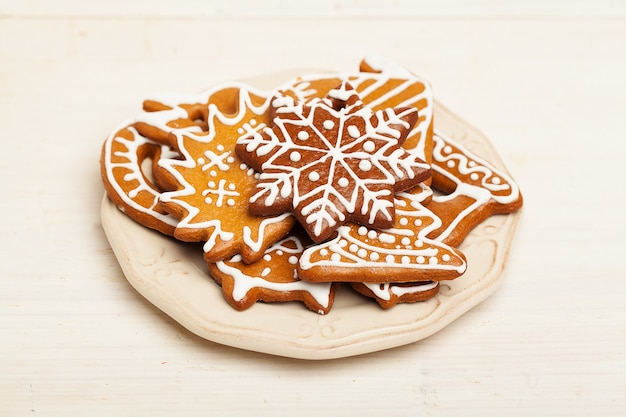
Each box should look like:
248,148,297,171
236,81,430,243
211,236,336,314
155,86,296,263
298,187,468,282
432,132,516,199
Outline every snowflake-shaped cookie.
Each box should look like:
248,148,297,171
235,81,431,242
278,55,435,163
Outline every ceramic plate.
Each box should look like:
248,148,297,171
101,75,521,360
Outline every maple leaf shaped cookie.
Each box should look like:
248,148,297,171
297,185,467,283
235,81,431,243
156,86,296,263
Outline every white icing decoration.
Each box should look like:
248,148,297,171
358,160,372,171
362,280,438,301
378,233,396,244
290,151,301,162
361,55,414,78
103,124,178,227
283,58,434,161
215,237,334,309
363,141,376,152
238,81,429,238
347,125,360,138
201,179,239,208
431,130,521,243
298,187,467,277
151,84,296,258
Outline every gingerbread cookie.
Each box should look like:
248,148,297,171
342,130,523,306
297,185,467,283
278,56,435,164
155,86,296,263
100,123,179,236
236,81,431,243
101,84,252,237
208,234,338,314
350,281,440,309
133,84,246,144
428,130,523,246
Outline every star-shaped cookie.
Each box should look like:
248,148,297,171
208,234,339,314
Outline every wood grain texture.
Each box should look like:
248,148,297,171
1,2,625,416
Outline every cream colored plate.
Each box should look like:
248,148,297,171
101,78,521,360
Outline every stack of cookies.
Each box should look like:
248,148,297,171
101,57,522,314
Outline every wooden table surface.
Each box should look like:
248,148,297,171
1,1,625,415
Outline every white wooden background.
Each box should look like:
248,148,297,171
1,1,625,415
